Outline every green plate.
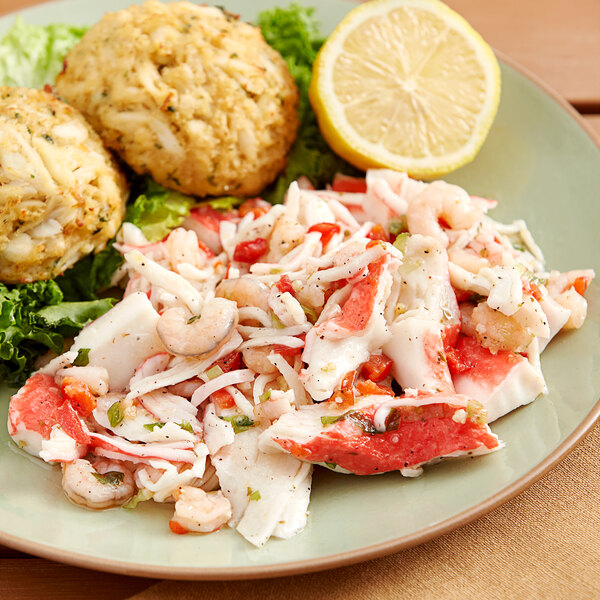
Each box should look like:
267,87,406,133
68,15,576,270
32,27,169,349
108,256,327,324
1,0,599,580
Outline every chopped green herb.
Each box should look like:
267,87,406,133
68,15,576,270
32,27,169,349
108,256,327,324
247,487,261,501
389,218,408,236
92,471,124,486
300,303,318,323
468,293,486,304
143,422,165,431
324,462,337,470
42,134,53,144
220,415,255,434
259,390,272,403
107,401,124,428
393,232,410,253
72,347,90,367
123,489,153,510
179,421,193,433
321,411,377,435
206,365,224,380
271,311,285,329
187,314,201,324
320,414,344,427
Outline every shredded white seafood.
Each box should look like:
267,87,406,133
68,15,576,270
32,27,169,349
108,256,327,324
8,170,594,547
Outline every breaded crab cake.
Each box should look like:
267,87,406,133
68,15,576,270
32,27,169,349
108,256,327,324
55,1,299,197
0,86,128,284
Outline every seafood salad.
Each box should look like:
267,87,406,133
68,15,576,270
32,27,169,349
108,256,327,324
8,170,594,546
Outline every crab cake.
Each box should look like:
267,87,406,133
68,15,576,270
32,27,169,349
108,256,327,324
0,86,128,284
55,1,299,197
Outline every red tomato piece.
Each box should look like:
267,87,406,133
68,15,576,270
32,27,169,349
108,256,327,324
169,520,189,535
361,354,393,383
211,389,236,410
276,274,296,296
61,377,97,417
211,352,242,374
233,238,268,263
331,174,367,193
355,380,394,397
341,370,357,392
307,223,341,248
366,224,388,243
239,198,271,219
573,275,592,296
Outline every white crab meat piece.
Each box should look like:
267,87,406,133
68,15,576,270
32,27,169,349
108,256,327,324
536,295,572,352
383,318,454,393
209,425,312,547
71,292,164,391
450,336,546,423
301,255,396,401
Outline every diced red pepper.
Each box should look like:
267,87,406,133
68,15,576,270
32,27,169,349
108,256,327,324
366,224,388,243
341,370,357,392
331,173,367,193
356,380,394,397
233,238,268,263
307,222,341,248
213,352,242,373
361,354,393,383
169,520,189,535
276,274,296,296
522,279,543,301
211,388,236,410
61,377,97,417
239,198,271,219
573,276,592,296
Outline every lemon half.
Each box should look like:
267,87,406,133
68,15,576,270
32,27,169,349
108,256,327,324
309,0,501,178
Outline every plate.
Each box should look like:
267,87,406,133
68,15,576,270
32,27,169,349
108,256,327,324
1,0,599,580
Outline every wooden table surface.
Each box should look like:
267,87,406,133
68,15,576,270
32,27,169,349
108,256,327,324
1,1,599,598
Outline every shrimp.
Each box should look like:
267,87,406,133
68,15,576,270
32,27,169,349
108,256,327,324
546,269,595,329
170,486,232,533
157,297,238,357
215,277,270,313
470,301,533,353
407,181,484,246
62,459,136,509
242,347,279,375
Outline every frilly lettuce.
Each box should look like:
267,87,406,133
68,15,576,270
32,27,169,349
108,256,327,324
0,17,87,88
0,281,113,386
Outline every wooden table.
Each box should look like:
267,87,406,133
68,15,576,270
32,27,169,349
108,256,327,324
1,1,599,598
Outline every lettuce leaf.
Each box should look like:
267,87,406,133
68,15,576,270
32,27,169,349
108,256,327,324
0,17,87,88
257,4,360,203
0,281,113,386
126,178,196,243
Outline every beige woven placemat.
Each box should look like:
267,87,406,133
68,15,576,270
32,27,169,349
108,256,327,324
129,420,600,600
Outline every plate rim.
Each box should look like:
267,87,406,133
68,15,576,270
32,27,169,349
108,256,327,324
0,0,599,578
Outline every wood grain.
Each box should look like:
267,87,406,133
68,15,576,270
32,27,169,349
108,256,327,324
0,559,153,599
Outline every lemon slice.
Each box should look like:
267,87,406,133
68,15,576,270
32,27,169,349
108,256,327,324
309,0,501,178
